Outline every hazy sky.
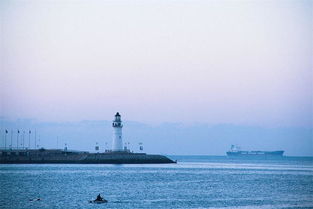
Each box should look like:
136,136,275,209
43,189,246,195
1,0,312,127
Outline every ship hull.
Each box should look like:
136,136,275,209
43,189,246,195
226,150,284,158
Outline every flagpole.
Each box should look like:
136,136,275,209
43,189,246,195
10,130,13,150
28,130,31,149
22,131,25,149
35,129,37,149
17,130,20,149
4,130,8,150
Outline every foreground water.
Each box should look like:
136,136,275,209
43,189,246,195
0,156,312,209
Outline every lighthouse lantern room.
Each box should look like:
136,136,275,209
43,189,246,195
112,112,123,151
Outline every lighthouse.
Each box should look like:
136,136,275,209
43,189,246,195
112,112,123,151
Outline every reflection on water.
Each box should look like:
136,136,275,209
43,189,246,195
0,156,312,209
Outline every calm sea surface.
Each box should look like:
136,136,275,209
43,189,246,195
0,156,312,209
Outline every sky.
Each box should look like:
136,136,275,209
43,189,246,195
0,0,312,127
0,0,312,155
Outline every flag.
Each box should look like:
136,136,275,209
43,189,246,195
18,130,20,134
5,129,8,134
29,130,31,134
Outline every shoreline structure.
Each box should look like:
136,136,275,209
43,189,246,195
0,113,175,164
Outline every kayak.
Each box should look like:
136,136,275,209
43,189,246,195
29,198,41,201
89,199,108,204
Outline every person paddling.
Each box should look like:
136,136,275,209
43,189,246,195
96,194,103,201
89,193,107,203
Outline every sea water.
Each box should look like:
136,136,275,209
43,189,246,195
0,156,312,209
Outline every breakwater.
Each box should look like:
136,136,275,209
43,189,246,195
0,149,175,164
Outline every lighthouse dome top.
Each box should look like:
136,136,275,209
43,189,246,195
113,112,122,128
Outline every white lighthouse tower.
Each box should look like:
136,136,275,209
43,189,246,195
112,112,123,151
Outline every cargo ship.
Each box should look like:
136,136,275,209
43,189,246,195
226,145,284,157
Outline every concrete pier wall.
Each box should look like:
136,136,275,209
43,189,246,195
0,149,175,164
